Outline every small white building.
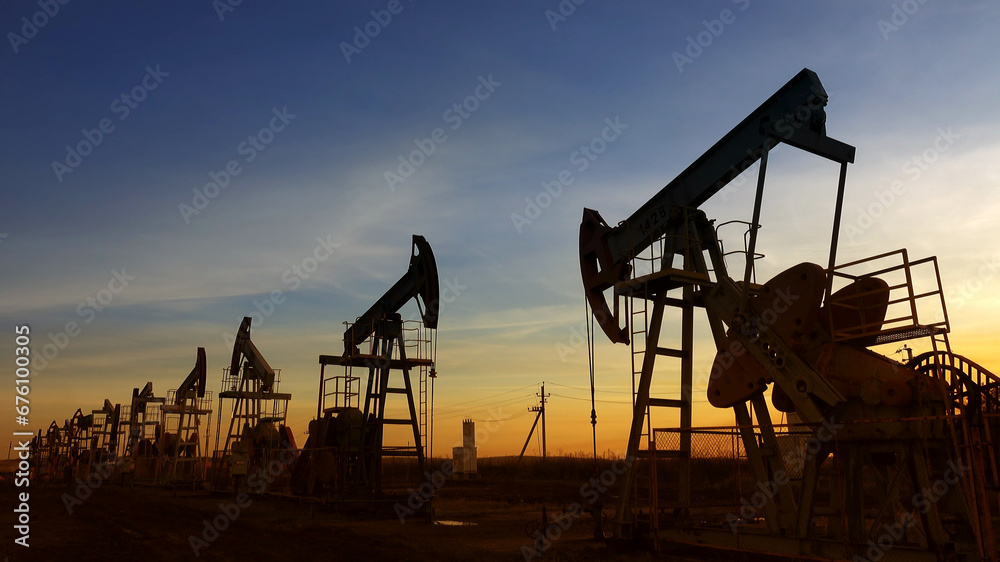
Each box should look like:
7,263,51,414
452,419,477,476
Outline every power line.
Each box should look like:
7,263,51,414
433,384,537,410
434,393,533,410
467,409,534,423
550,392,711,405
547,381,633,394
550,392,631,405
435,394,537,420
436,392,536,413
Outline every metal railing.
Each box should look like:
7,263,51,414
825,249,949,344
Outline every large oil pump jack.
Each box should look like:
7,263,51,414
581,69,1000,560
157,347,213,485
119,381,165,482
212,316,294,491
293,235,439,498
65,408,93,478
80,399,120,476
30,420,64,479
121,348,213,485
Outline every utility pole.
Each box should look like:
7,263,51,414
518,406,543,463
517,382,552,462
538,383,550,458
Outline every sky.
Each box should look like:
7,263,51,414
2,1,1000,459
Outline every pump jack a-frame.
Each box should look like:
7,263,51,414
123,349,212,485
292,235,439,498
581,68,1000,560
212,316,293,492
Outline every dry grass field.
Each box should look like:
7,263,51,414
0,456,683,561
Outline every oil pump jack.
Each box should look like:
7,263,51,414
29,421,62,479
157,347,212,484
80,399,120,476
581,69,1000,560
120,381,165,482
123,348,211,485
293,235,439,498
30,419,68,480
212,316,294,492
65,408,93,478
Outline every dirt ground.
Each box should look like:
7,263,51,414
0,477,664,562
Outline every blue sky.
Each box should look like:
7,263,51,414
2,1,999,456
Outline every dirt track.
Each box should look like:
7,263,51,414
0,478,655,562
